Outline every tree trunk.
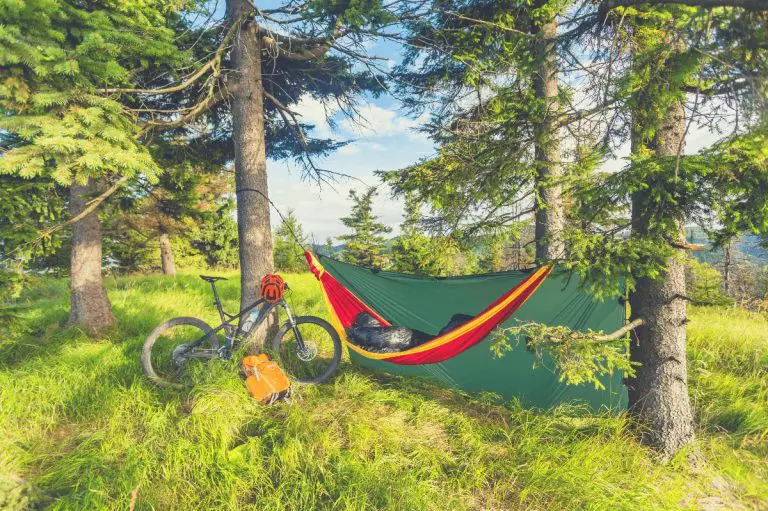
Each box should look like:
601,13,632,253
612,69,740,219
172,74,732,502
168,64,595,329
227,0,276,343
628,98,694,457
532,13,565,262
159,232,176,276
68,179,115,333
723,237,731,294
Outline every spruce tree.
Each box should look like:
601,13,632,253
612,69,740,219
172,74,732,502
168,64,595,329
338,188,392,268
322,237,336,257
273,210,309,273
103,0,403,321
106,165,232,275
560,1,768,455
0,176,66,295
389,0,768,455
0,0,188,331
386,0,572,260
390,193,441,274
189,199,240,269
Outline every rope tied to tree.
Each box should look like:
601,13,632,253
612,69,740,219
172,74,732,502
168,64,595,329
235,187,309,255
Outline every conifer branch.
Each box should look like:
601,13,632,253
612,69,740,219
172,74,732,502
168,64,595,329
600,0,767,12
263,89,310,149
259,20,344,61
101,14,246,95
140,82,235,132
26,177,129,245
595,318,646,341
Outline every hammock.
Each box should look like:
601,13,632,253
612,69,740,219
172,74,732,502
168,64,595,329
305,251,628,410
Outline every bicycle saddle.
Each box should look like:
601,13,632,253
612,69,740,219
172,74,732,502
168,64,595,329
199,275,227,283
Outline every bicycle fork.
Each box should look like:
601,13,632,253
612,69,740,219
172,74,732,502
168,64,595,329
281,301,306,352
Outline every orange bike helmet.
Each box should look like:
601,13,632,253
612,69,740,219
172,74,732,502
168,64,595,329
260,274,286,303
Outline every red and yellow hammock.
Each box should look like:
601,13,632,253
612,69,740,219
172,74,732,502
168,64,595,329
305,251,552,365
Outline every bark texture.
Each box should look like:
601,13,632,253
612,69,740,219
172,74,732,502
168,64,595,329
532,14,565,262
227,0,276,343
628,98,694,456
159,233,176,276
68,179,115,333
723,238,731,294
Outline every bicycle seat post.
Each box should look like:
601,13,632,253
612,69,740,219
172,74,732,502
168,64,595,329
205,279,225,322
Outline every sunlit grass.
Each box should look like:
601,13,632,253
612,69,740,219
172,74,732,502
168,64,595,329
0,273,765,510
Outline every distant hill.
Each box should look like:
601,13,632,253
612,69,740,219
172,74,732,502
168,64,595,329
685,226,767,266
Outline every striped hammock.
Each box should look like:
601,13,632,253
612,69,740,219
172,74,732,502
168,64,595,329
305,251,551,365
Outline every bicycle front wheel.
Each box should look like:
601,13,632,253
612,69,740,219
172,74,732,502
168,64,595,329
141,317,220,387
271,316,341,384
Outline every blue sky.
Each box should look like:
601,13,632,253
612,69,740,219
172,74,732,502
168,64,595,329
263,28,436,243
238,2,724,244
204,0,435,243
267,95,435,243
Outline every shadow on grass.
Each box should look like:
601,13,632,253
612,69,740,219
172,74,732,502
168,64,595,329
319,362,632,446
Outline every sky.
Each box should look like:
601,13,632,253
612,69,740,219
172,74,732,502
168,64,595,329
205,0,434,243
266,94,435,243
262,21,436,243
265,93,724,244
251,3,726,244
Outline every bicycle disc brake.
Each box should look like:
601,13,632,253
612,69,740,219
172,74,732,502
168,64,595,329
297,341,318,362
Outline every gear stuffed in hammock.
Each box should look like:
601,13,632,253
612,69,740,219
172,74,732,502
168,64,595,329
346,312,471,354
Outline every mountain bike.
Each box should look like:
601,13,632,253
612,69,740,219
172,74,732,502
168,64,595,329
141,275,341,386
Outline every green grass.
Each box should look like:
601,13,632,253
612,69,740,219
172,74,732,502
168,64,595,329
1,273,766,510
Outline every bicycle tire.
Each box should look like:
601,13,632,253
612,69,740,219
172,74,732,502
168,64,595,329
141,317,220,387
271,316,342,384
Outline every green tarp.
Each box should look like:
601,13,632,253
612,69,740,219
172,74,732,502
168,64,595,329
318,255,628,410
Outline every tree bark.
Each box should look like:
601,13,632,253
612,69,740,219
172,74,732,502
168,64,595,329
68,179,115,333
159,232,176,276
227,0,277,343
723,237,731,294
532,13,565,262
628,98,694,457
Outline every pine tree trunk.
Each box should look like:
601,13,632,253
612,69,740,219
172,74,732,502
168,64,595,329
532,13,565,262
723,238,731,294
68,179,115,333
227,0,276,342
159,233,176,276
628,98,694,457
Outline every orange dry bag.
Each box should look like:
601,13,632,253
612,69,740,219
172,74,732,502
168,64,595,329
240,354,291,404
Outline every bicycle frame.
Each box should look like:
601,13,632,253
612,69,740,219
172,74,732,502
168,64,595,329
188,281,302,360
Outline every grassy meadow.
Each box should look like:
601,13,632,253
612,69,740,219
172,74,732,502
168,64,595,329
1,271,767,510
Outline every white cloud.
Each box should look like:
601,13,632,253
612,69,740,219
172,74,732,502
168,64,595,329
339,103,420,138
337,144,360,155
336,141,386,155
294,97,337,139
292,97,428,143
268,172,405,241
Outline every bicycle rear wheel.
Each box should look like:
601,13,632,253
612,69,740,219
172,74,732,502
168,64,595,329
270,316,341,384
141,317,220,386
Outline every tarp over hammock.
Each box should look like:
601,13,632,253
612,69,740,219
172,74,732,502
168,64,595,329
306,251,628,410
